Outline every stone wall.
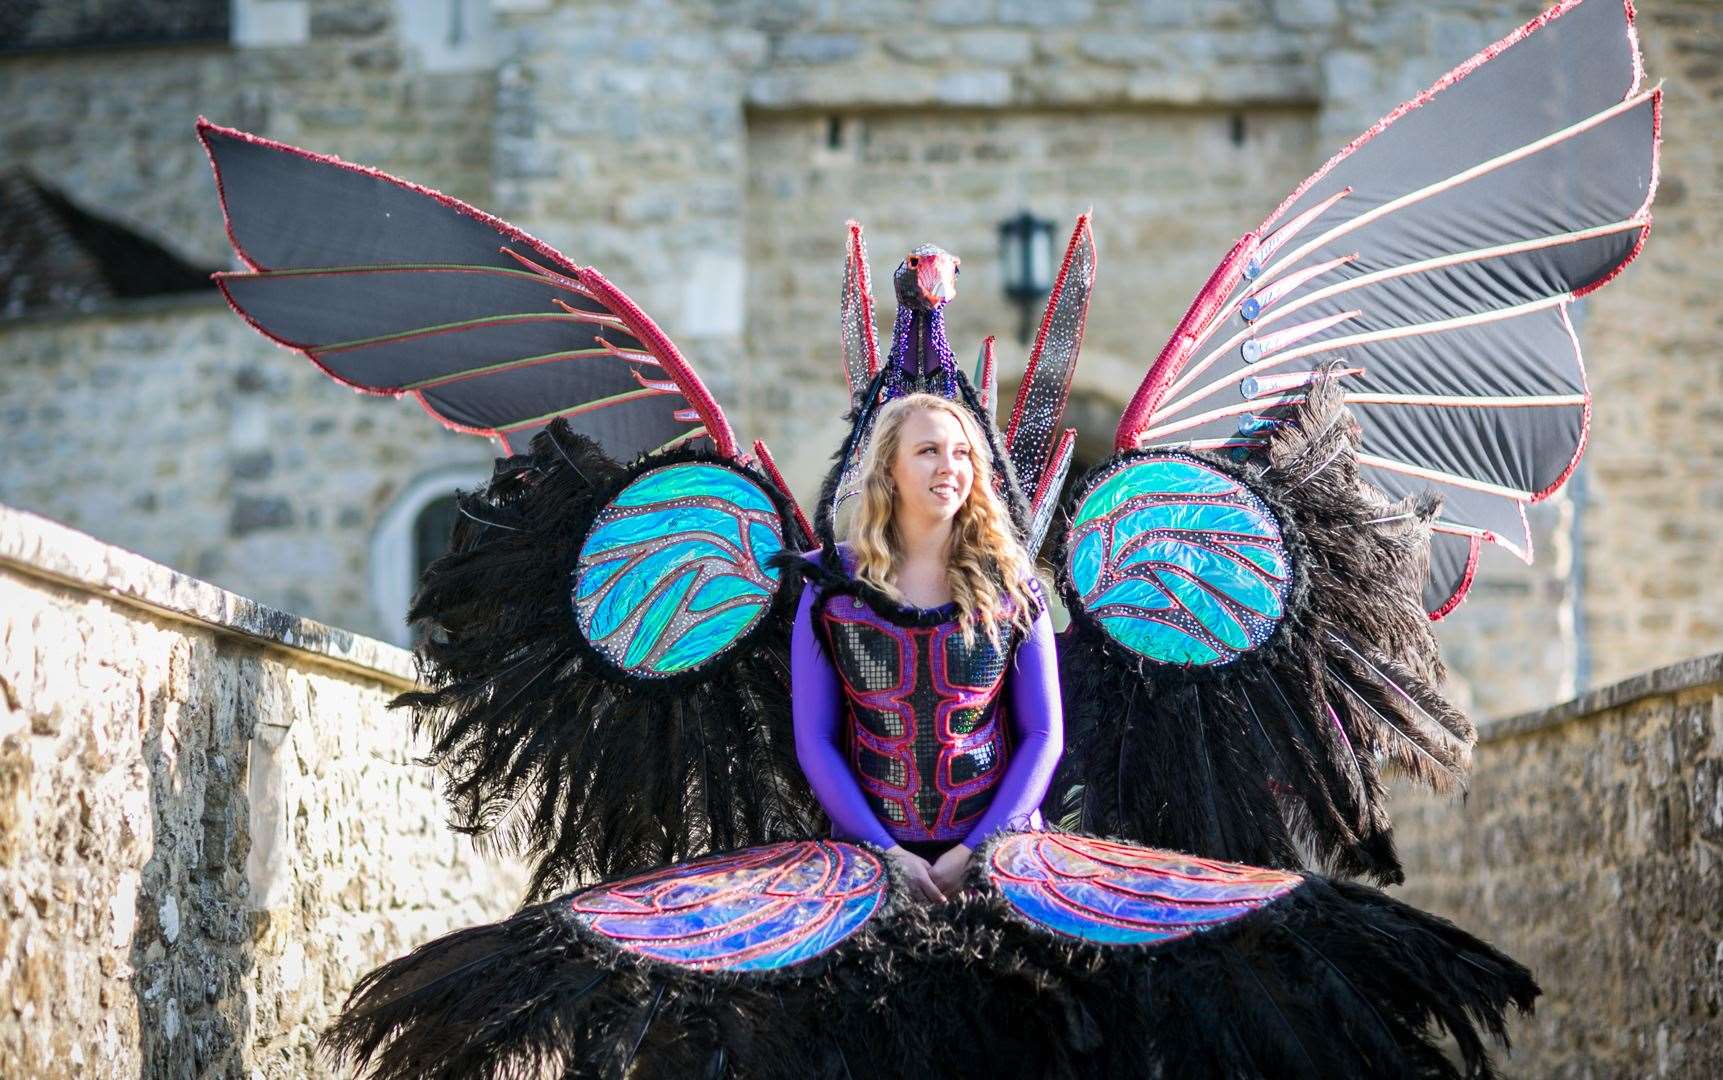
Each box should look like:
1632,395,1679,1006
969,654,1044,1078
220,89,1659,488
0,0,1718,716
1577,0,1723,689
1391,654,1723,1078
0,0,501,645
0,503,525,1078
0,303,494,645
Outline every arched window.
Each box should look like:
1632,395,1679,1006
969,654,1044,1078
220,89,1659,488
370,465,489,647
412,493,462,583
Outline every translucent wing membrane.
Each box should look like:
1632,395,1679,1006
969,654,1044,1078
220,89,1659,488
989,833,1300,946
569,841,887,973
1121,0,1658,616
199,119,736,458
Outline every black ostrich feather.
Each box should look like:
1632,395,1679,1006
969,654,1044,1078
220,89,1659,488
326,834,1537,1080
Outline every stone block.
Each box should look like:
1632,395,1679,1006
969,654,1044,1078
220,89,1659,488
927,0,996,27
936,70,1012,106
1320,48,1377,100
956,30,1033,65
1270,0,1340,30
309,8,389,37
233,0,311,48
773,33,864,65
886,36,954,62
229,497,295,537
1077,35,1167,65
997,0,1093,28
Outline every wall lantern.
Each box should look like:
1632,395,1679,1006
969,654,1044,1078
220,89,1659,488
997,210,1056,344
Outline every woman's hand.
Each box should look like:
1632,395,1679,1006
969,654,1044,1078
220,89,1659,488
884,845,946,903
929,843,973,899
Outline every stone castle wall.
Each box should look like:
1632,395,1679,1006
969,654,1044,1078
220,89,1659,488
1576,0,1723,690
0,0,1718,716
0,504,526,1078
1391,654,1723,1078
0,303,495,646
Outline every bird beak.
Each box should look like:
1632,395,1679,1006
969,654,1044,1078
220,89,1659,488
917,254,957,308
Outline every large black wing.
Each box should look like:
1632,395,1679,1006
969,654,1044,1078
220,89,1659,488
1114,0,1657,616
200,119,736,458
200,122,825,896
326,833,1537,1080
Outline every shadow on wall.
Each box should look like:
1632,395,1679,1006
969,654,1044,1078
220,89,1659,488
129,635,259,1077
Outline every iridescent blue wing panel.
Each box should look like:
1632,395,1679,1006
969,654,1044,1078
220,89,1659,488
1064,453,1289,666
569,841,888,972
573,460,786,679
988,833,1301,947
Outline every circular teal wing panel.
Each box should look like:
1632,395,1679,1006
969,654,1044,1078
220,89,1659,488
573,461,785,678
1065,453,1289,666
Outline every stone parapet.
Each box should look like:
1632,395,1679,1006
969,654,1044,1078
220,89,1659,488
0,504,525,1078
1391,652,1723,1078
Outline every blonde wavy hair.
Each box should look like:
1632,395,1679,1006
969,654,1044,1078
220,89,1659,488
846,393,1038,645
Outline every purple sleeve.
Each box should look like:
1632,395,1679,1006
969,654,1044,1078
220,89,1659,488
962,603,1065,849
792,584,897,850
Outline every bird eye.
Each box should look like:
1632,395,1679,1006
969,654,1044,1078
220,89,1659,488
907,255,920,268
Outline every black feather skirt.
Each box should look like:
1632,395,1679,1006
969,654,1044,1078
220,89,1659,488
325,834,1536,1080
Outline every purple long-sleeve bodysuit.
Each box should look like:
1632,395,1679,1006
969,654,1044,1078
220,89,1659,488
791,573,1064,852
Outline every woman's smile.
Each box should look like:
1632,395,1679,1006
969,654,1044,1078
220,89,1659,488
893,408,974,523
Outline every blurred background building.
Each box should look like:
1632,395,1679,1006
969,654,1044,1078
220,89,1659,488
0,0,1717,715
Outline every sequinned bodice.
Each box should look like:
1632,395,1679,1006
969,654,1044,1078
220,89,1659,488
819,592,1013,844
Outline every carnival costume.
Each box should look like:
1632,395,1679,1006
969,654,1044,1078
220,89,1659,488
195,1,1658,1075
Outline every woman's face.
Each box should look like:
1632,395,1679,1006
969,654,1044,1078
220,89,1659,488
889,407,975,528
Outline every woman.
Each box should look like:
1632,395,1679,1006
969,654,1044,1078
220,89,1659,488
790,392,1062,903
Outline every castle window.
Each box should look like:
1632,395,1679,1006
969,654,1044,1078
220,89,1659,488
413,494,462,584
370,465,490,647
